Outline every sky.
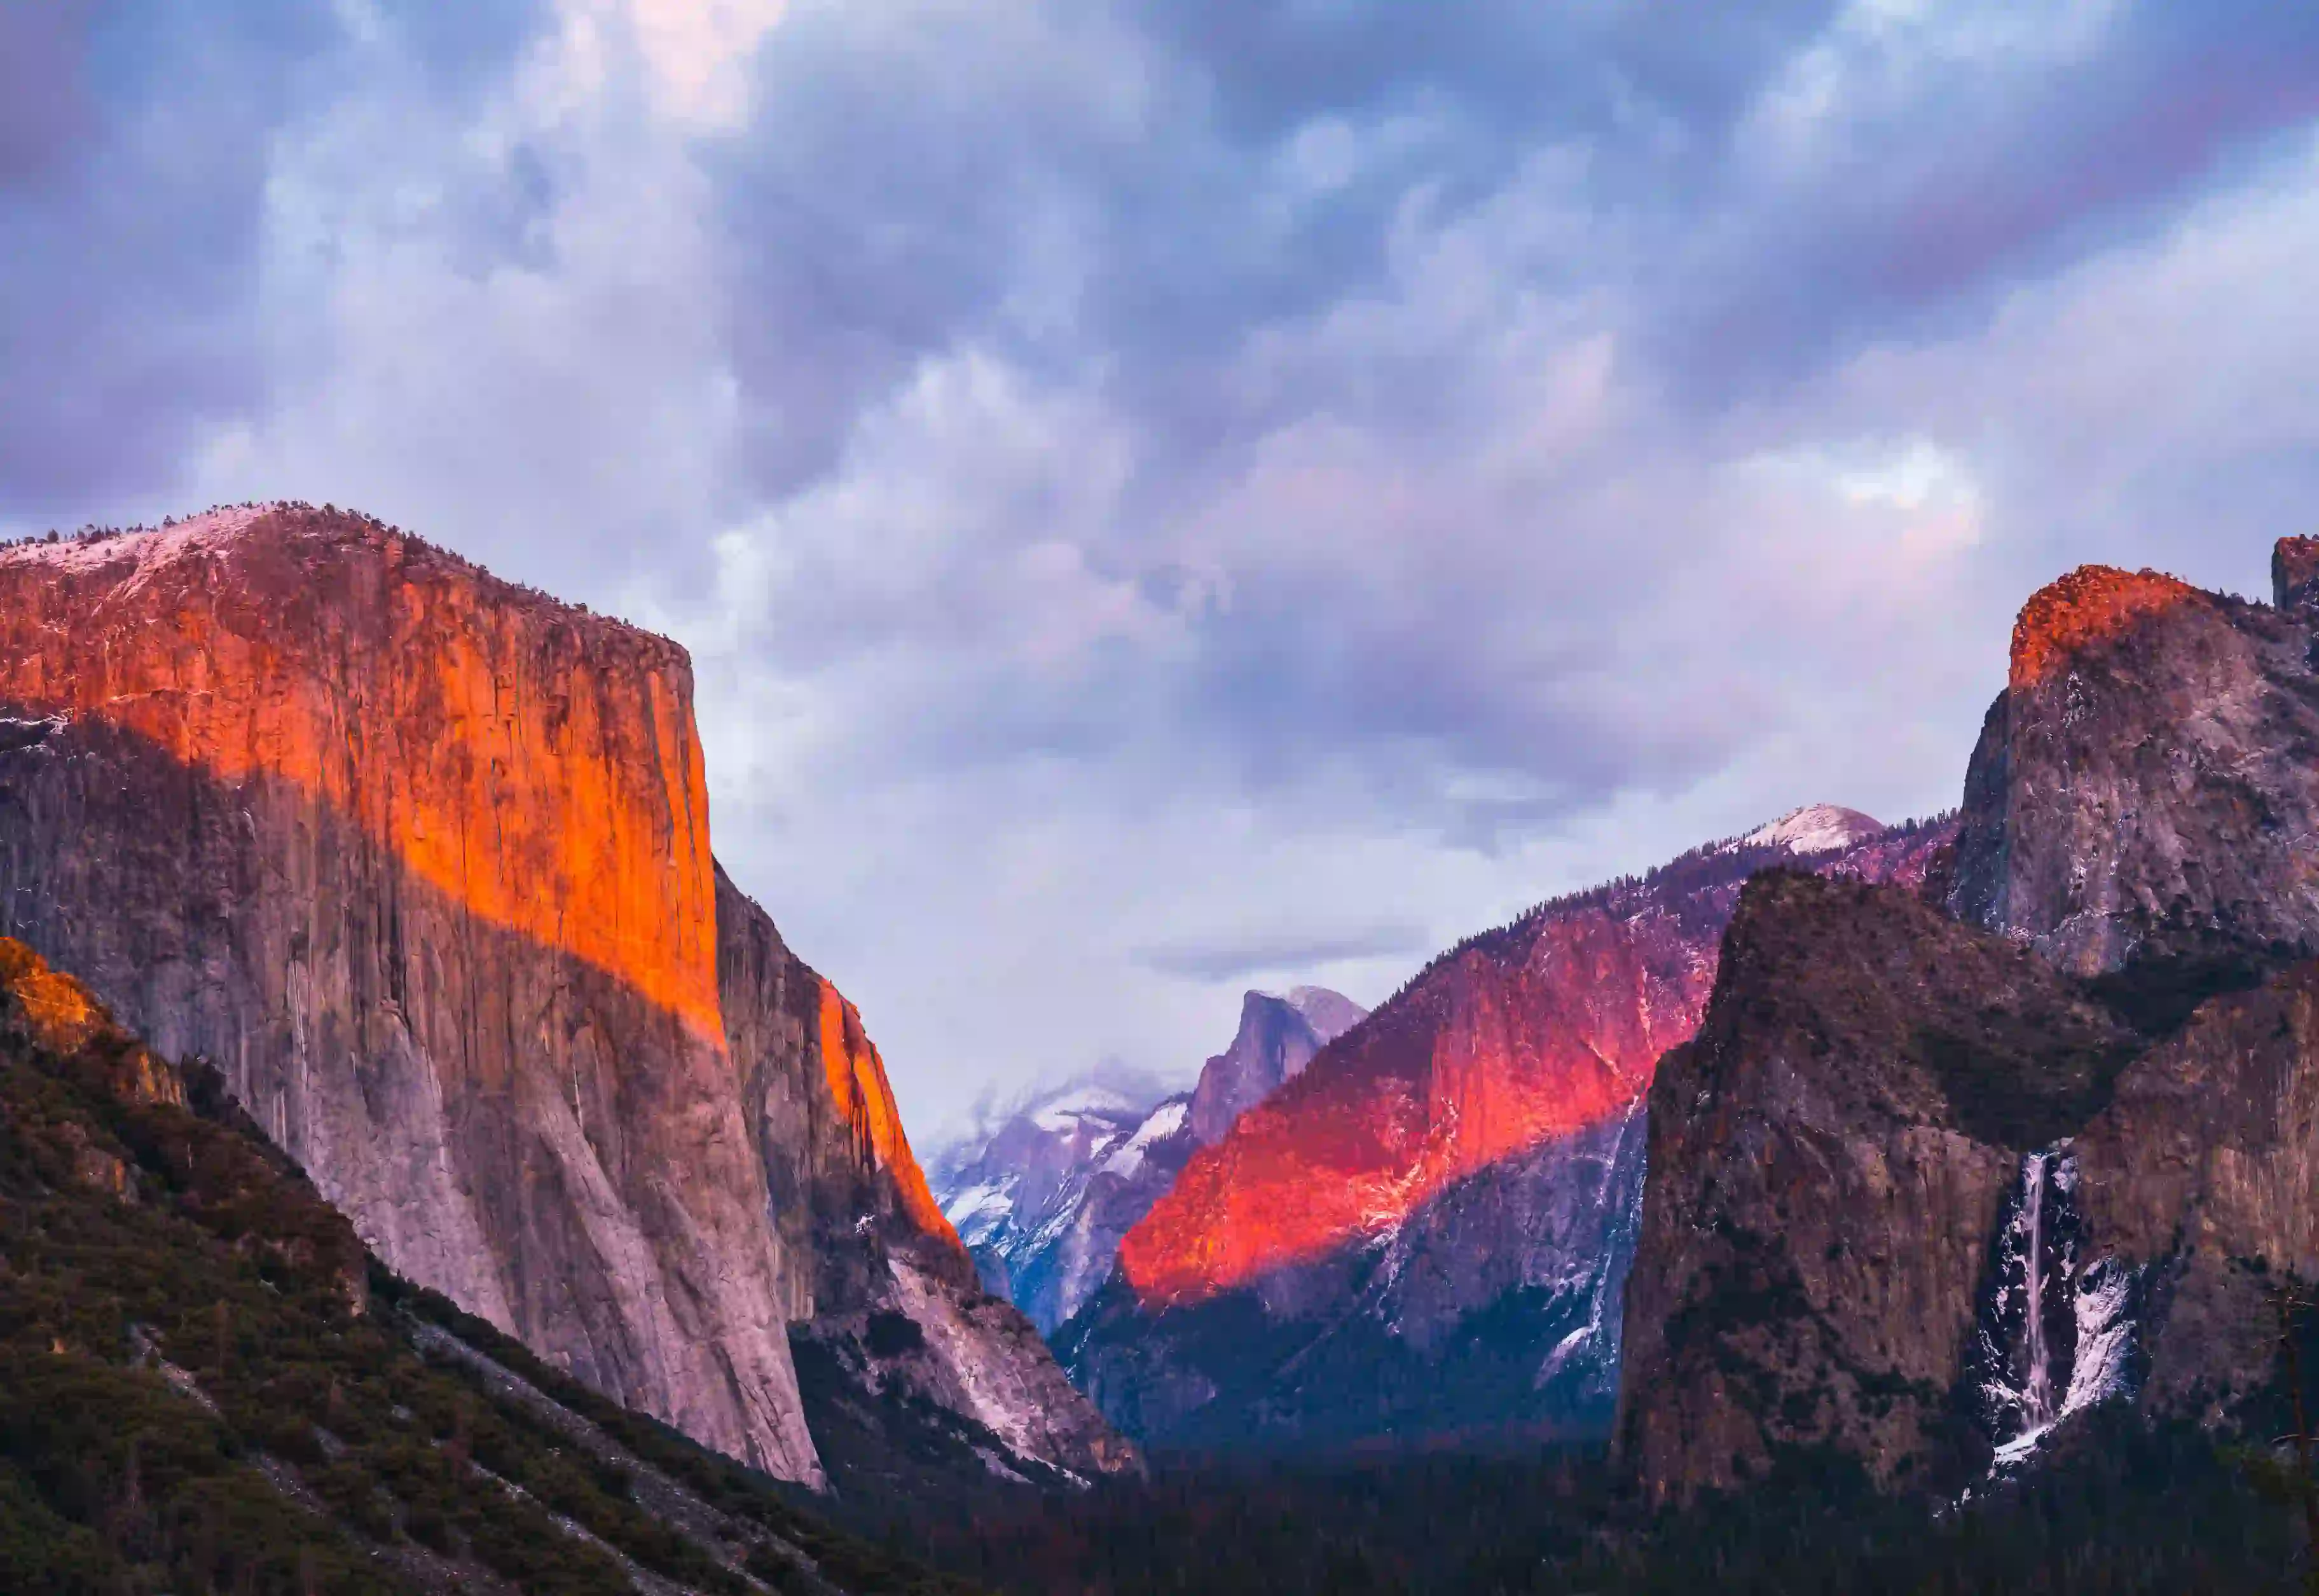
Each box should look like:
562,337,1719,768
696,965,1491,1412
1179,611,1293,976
6,1,2319,1137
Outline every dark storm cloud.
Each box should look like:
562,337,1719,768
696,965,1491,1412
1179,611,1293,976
705,1,2319,496
1659,2,2319,399
706,0,1828,483
689,1,2319,837
0,1,542,521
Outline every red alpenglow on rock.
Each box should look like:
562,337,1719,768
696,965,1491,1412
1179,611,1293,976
2007,565,2201,689
1118,808,1955,1307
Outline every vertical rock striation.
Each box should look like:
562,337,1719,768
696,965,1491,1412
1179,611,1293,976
717,863,967,1321
0,506,1128,1490
717,867,1132,1480
2069,967,2319,1419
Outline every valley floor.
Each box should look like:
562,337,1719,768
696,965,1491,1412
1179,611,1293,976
901,1418,2313,1595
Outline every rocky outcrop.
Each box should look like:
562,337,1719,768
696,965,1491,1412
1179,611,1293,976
1945,560,2319,974
2274,536,2319,617
1624,539,2319,1504
719,867,1132,1480
930,988,1368,1335
1061,809,1953,1450
1615,874,2142,1501
0,505,1128,1490
2070,967,2319,1418
1618,870,2319,1503
1188,988,1366,1145
717,863,969,1319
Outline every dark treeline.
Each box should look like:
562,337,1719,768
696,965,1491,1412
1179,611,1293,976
0,500,605,617
1366,809,1957,1017
902,1414,2306,1595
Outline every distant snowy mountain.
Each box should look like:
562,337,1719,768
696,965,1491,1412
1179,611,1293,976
929,989,1367,1335
930,1081,1161,1333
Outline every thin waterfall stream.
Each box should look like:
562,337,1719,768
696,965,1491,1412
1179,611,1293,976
2018,1150,2056,1433
1976,1143,2140,1470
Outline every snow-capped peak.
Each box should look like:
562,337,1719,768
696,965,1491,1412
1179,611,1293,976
1740,804,1883,857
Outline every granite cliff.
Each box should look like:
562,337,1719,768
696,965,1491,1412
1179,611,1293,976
0,933,966,1593
1187,987,1368,1147
0,505,1125,1493
1057,808,1952,1452
1621,539,2319,1503
1945,556,2319,972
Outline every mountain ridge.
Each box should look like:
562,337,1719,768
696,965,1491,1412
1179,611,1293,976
0,930,971,1594
1056,806,1954,1452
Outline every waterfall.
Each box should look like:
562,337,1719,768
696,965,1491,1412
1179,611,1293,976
1975,1143,2140,1470
2018,1150,2057,1431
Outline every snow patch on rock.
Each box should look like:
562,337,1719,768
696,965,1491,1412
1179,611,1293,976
1740,804,1885,857
944,1180,1016,1234
0,505,278,589
1102,1099,1189,1178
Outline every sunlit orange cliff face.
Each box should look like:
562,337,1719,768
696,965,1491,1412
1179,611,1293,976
0,505,722,1039
816,977,962,1251
1117,820,1955,1307
0,505,998,1484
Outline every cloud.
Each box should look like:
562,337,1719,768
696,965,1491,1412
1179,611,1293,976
0,3,93,185
629,0,787,127
0,3,342,516
6,0,2319,1125
1134,925,1435,984
1665,0,2319,396
547,0,790,130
